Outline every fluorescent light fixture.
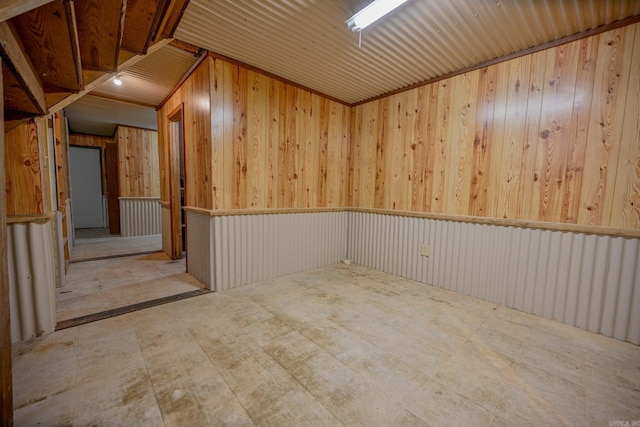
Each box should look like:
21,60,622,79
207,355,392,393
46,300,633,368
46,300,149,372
346,0,409,32
113,74,122,86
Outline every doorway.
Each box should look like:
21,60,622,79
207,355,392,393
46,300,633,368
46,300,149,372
168,105,186,260
69,146,104,228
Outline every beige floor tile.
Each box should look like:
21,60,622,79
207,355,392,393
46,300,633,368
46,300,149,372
13,264,640,426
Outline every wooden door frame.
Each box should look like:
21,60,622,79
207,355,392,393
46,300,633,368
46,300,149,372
168,104,185,260
104,142,120,234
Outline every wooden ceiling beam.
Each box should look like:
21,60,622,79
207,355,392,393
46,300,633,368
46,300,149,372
75,0,125,72
0,0,54,22
121,0,169,55
154,0,190,41
0,21,47,115
10,0,83,92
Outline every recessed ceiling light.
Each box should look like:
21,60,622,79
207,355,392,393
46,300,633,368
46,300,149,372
113,74,122,86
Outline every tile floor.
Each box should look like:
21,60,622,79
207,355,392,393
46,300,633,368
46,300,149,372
71,228,162,262
14,264,640,426
57,252,205,322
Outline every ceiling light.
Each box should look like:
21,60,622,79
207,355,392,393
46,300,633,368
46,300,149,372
113,74,122,86
346,0,409,32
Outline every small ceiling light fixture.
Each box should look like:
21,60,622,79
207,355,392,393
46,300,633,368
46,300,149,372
113,74,123,86
346,0,409,32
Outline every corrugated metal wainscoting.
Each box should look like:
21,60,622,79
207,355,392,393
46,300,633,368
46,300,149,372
186,210,348,292
7,218,57,343
347,212,640,345
119,197,162,237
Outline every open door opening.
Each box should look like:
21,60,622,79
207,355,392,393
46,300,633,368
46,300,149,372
168,105,185,260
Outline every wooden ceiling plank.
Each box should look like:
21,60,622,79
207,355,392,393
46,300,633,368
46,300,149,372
10,0,83,92
121,0,169,55
75,0,124,72
0,0,54,22
0,22,46,114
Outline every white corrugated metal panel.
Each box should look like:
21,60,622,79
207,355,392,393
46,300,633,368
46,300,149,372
119,198,162,236
209,211,348,291
92,45,199,107
186,210,214,289
65,94,157,136
8,220,57,343
175,0,640,104
348,212,640,344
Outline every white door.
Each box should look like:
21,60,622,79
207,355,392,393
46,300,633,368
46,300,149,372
69,146,104,228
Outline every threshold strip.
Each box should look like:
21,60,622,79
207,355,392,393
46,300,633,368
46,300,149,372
70,249,163,263
55,288,211,330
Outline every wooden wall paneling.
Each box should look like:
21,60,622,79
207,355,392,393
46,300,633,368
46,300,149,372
317,96,329,206
518,49,547,221
348,105,361,207
297,89,311,207
494,55,532,219
283,85,297,208
340,104,351,207
75,0,124,72
374,98,388,209
116,126,160,198
445,72,478,216
246,70,267,208
10,1,83,92
231,64,245,209
408,86,426,211
562,36,599,223
534,41,580,223
266,77,282,208
385,93,407,210
430,80,449,213
35,117,52,214
470,65,498,217
611,25,640,228
209,57,223,209
579,26,635,225
184,59,212,209
221,60,234,210
5,121,43,216
0,57,14,427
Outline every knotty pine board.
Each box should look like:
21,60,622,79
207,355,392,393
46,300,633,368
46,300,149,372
5,121,43,215
116,126,159,198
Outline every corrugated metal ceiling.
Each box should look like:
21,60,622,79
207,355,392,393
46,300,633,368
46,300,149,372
66,44,199,135
175,0,640,104
91,44,199,107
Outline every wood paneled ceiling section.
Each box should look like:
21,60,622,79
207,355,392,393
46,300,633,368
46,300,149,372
175,0,640,104
1,0,192,128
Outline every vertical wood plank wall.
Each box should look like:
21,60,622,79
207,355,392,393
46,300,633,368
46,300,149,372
158,55,351,210
116,126,160,198
5,121,44,216
208,56,350,210
158,59,212,208
350,23,640,229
